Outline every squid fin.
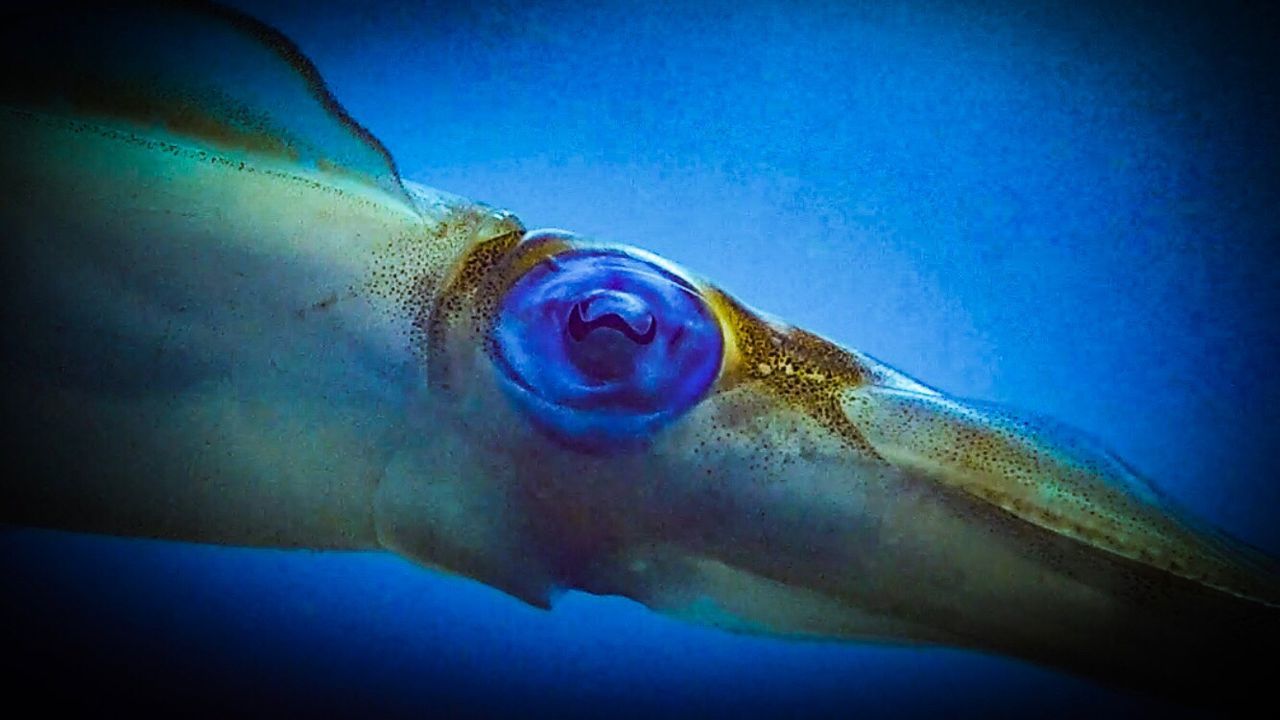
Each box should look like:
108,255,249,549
0,0,409,204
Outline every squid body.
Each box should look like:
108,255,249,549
1,1,1275,705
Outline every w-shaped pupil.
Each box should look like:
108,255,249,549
567,302,657,345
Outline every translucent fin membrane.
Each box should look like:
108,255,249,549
0,0,409,204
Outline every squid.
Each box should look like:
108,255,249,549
1,1,1274,707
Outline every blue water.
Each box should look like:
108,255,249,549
3,0,1277,717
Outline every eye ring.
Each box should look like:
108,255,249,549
490,246,723,452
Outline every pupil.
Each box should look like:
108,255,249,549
565,299,657,381
567,302,656,344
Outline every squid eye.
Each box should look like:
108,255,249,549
491,249,723,452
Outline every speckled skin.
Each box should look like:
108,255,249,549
402,225,1279,702
1,1,1275,707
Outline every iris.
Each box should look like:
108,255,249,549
491,247,723,452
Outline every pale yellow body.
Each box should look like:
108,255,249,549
1,2,1275,708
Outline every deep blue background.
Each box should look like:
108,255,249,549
3,1,1277,717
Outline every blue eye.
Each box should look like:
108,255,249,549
491,248,723,452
